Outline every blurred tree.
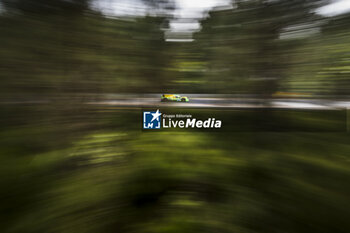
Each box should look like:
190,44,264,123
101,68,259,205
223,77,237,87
0,0,171,99
2,0,91,14
194,0,329,96
317,12,350,96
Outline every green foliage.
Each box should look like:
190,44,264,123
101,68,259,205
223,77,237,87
1,2,350,232
1,110,349,233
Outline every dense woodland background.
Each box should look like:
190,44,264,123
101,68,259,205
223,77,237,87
0,1,349,233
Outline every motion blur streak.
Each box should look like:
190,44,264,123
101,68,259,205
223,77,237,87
0,1,350,233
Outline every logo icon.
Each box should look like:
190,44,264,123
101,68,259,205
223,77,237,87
143,110,162,129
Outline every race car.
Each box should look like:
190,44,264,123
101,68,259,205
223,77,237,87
161,94,189,102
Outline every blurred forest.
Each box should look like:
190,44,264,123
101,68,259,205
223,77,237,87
1,0,350,97
0,1,350,233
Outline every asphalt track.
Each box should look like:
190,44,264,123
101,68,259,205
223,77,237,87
89,97,350,110
2,94,350,109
